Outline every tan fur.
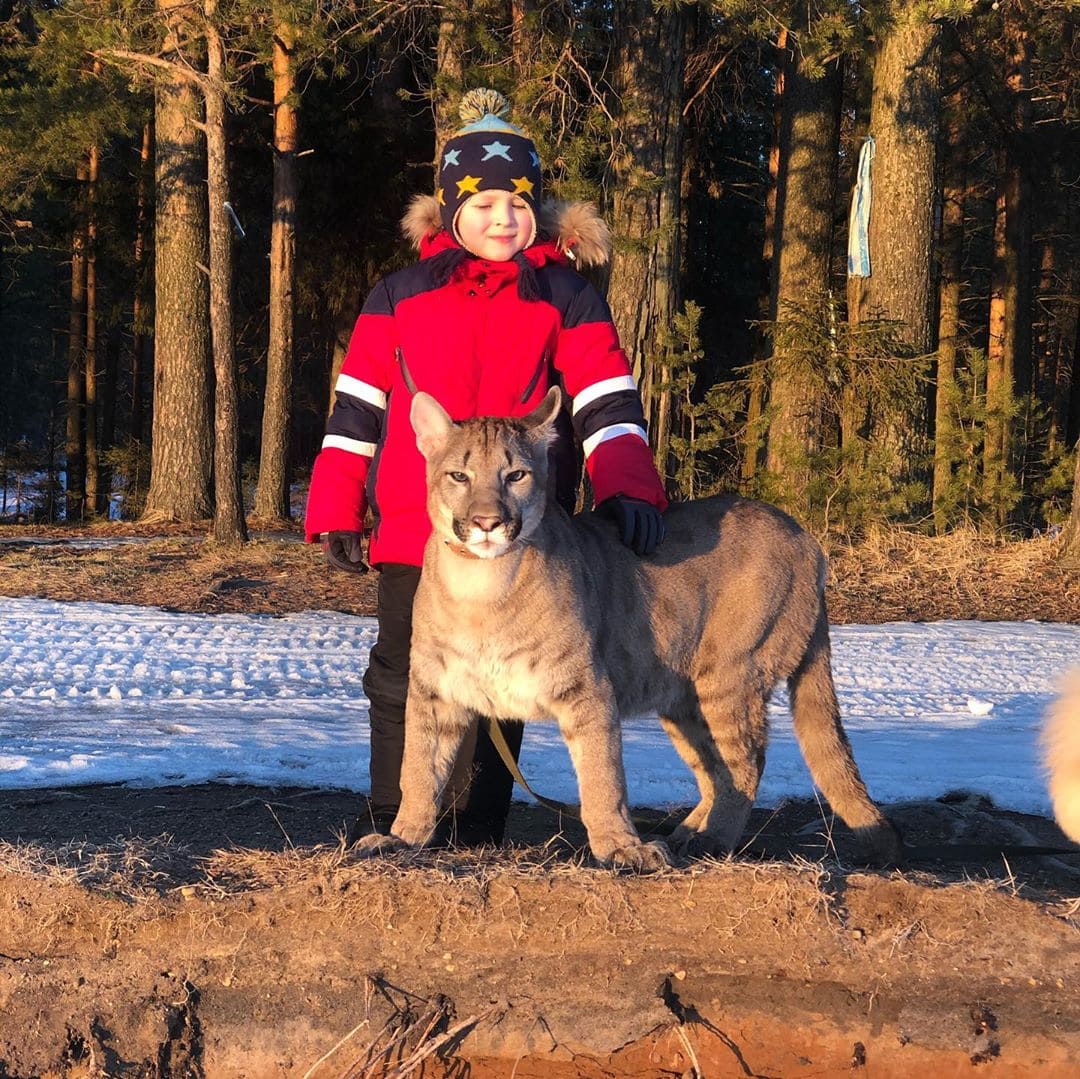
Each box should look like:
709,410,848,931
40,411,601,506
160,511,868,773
537,200,611,267
356,389,900,870
401,194,443,249
400,194,611,267
1043,672,1080,843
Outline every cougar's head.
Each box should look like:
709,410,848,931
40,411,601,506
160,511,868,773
411,387,562,559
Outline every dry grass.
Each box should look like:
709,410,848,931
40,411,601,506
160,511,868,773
0,532,378,616
0,827,828,905
824,525,1079,623
0,834,199,900
2,521,1077,622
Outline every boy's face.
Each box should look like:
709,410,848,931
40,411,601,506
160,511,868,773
454,190,535,261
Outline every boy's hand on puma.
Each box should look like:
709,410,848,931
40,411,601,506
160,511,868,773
321,530,369,573
602,496,665,556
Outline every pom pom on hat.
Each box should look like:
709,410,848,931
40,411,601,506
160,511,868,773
458,88,511,125
436,87,543,244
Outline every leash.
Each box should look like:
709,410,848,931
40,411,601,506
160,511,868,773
482,714,680,835
483,716,1080,861
482,714,582,820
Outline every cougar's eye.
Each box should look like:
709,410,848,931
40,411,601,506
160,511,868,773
448,471,469,484
506,469,528,483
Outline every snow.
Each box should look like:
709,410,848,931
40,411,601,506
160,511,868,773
0,596,1076,817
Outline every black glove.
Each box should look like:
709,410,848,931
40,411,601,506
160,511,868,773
321,530,369,573
601,496,666,556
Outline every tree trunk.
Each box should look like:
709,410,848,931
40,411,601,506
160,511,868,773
131,119,153,445
764,37,843,489
100,325,120,516
932,79,966,534
847,8,941,354
254,16,298,521
1002,1,1033,403
143,0,212,522
1061,436,1080,565
984,167,1009,515
85,142,101,516
511,0,535,73
205,0,247,545
605,0,688,478
742,28,786,485
434,1,467,150
1050,257,1078,452
66,161,88,523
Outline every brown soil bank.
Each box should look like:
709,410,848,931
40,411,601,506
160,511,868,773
0,787,1077,1077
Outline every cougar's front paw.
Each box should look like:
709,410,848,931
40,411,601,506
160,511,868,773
350,833,409,857
597,839,672,873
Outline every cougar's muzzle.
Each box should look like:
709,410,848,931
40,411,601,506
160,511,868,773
452,500,522,555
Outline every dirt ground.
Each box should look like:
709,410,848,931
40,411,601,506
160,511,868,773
0,523,1079,1076
0,786,1078,1077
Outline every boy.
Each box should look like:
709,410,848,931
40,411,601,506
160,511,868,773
305,89,667,845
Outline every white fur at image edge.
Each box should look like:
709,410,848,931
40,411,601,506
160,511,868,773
1044,672,1080,843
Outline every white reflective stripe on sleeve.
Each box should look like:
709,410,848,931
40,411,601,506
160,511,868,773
572,375,638,415
322,434,377,457
582,423,648,459
334,374,387,411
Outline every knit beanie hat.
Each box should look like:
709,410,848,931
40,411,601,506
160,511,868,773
437,89,543,248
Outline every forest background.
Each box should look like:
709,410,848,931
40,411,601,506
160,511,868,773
1,0,1078,558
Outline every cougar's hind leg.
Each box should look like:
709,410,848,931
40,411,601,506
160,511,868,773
659,706,723,852
680,686,769,858
389,691,473,848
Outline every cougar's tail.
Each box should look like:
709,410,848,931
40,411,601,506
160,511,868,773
788,605,902,865
1043,672,1080,844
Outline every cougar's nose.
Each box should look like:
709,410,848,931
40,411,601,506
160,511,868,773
471,514,502,533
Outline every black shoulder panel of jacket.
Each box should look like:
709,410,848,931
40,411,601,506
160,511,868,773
537,263,613,330
364,262,447,315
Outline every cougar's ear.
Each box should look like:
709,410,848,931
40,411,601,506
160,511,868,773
411,392,454,460
521,386,561,434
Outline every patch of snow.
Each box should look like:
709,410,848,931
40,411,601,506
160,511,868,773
0,597,1075,818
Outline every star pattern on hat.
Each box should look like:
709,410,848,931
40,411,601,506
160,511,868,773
481,140,512,161
529,150,540,168
442,148,461,167
510,176,535,197
456,174,482,197
436,187,445,206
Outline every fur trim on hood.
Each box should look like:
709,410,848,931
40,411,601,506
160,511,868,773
400,194,612,268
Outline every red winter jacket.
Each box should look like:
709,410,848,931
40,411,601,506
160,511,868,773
305,224,667,568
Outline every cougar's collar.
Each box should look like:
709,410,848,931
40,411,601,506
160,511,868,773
443,539,484,559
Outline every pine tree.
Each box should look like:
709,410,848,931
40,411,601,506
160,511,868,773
847,2,941,355
605,0,690,482
253,9,298,522
932,49,968,534
141,0,213,522
204,0,246,544
765,20,843,502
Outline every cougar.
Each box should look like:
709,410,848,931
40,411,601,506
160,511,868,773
355,388,901,870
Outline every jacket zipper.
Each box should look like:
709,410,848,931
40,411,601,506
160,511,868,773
520,350,548,404
396,347,419,395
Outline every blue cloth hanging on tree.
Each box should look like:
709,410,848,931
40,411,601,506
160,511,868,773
848,136,875,278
